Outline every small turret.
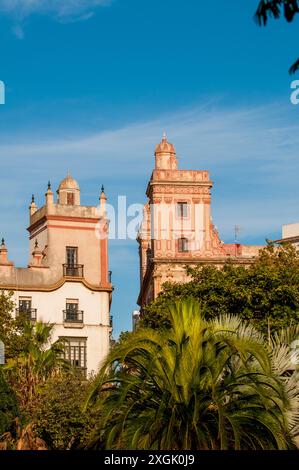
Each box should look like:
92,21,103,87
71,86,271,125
57,172,80,205
154,132,178,170
0,238,13,266
29,194,38,216
99,185,107,217
29,239,43,267
45,181,54,207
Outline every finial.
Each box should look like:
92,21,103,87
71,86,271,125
67,169,71,178
35,239,38,248
101,184,105,193
48,181,51,190
31,194,35,203
163,131,167,140
1,238,4,246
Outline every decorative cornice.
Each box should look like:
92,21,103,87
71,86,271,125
27,214,101,233
0,276,113,293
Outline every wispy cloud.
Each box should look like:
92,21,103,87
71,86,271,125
0,101,298,247
0,0,112,37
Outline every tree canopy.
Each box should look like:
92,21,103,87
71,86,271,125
255,0,299,73
0,368,19,437
142,244,299,335
86,299,297,450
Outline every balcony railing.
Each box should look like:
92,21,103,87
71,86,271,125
15,308,37,322
63,309,84,323
63,264,84,278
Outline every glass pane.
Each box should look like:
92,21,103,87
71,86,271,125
66,247,77,266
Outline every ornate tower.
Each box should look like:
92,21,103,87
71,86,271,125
137,135,262,310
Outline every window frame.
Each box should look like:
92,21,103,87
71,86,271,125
61,336,87,375
178,237,189,253
176,202,189,219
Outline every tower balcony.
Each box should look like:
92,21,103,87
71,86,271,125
15,308,37,322
63,264,84,278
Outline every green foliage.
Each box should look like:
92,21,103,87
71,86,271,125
0,368,19,436
33,374,99,450
0,291,28,360
86,299,296,450
4,321,69,411
143,244,299,335
254,1,299,73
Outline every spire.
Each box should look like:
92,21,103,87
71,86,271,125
29,193,38,216
99,184,107,216
100,184,107,200
45,179,54,206
29,238,43,267
0,237,13,266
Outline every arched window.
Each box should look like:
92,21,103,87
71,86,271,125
178,237,189,253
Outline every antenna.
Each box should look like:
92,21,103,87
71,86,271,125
234,225,242,244
234,225,242,256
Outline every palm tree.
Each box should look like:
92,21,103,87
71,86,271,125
86,299,297,450
4,321,68,409
268,325,299,446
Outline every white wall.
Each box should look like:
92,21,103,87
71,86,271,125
283,222,299,239
11,282,111,374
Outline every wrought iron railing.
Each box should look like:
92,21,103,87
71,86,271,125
63,264,84,278
63,310,84,323
15,308,37,322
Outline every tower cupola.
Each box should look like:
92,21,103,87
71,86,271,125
57,172,80,205
154,132,178,170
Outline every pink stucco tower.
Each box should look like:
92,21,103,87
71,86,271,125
137,134,263,309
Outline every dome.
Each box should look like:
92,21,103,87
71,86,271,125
155,133,176,155
58,173,80,191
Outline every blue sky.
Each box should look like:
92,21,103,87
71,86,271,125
1,0,299,337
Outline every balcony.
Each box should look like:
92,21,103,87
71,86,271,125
15,308,37,322
63,310,84,324
63,264,84,278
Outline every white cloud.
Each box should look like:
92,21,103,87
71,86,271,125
0,101,298,257
12,24,24,38
0,0,112,36
0,0,111,18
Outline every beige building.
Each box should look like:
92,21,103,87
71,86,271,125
137,135,263,310
277,222,299,248
0,174,113,375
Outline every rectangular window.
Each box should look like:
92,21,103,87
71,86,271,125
178,237,189,253
177,202,188,218
64,299,83,323
66,247,78,267
19,297,32,312
17,297,36,321
62,337,87,375
67,192,75,205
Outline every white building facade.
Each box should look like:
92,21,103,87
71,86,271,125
0,174,113,376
